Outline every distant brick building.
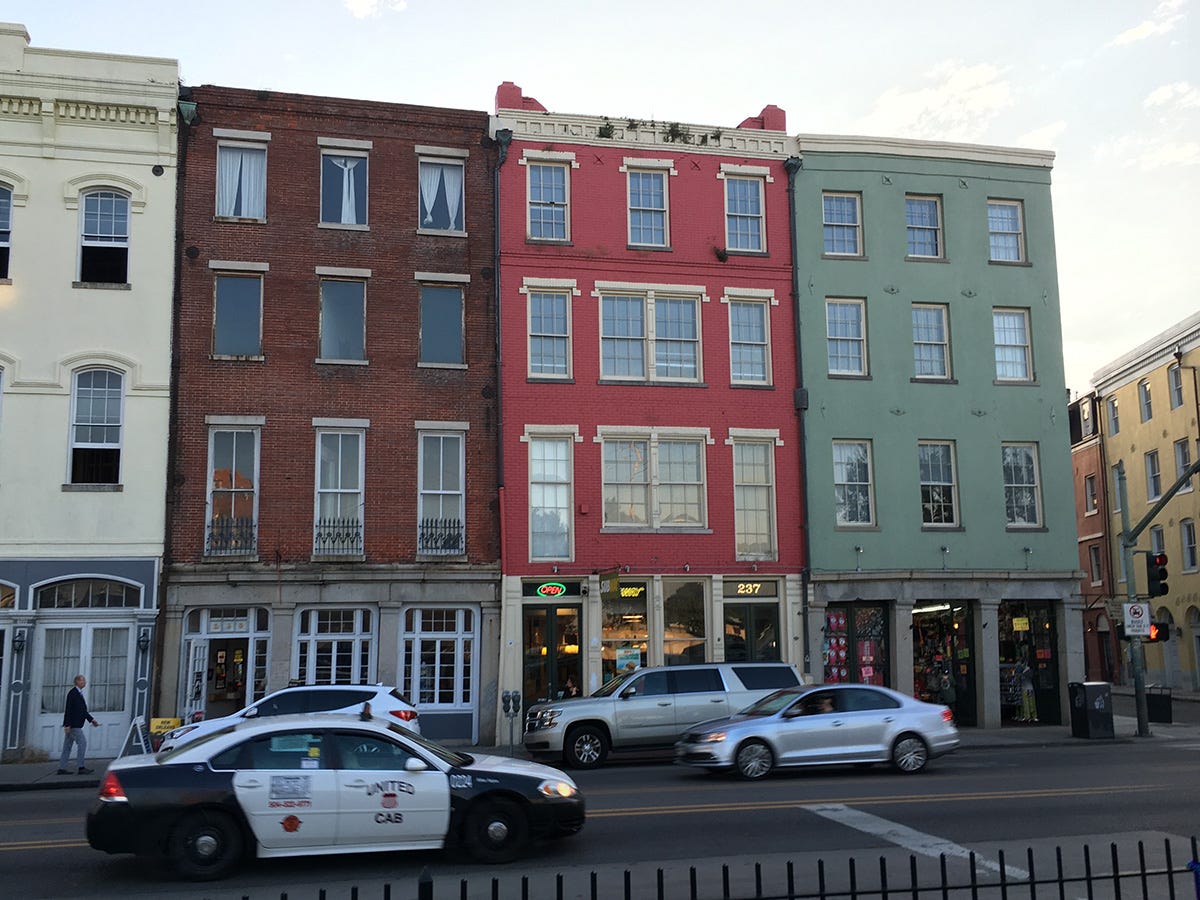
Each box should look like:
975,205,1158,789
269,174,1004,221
163,85,500,741
490,83,804,733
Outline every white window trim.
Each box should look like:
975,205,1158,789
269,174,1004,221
1175,438,1194,493
417,429,467,556
209,259,269,272
524,159,572,243
912,303,951,380
67,367,125,485
826,298,868,377
822,191,863,257
1146,450,1162,500
623,165,672,248
76,189,131,285
1182,519,1198,572
523,282,575,380
594,283,709,384
205,425,261,557
213,128,271,142
723,174,766,253
918,439,959,528
993,307,1033,382
726,427,783,445
987,198,1026,263
718,163,774,181
293,606,376,684
415,271,470,284
520,149,579,166
731,437,778,561
1138,380,1153,422
724,294,774,386
832,438,875,527
312,428,366,556
317,137,373,151
1002,441,1043,529
595,428,712,531
1169,363,1185,409
526,432,576,562
315,417,371,429
905,194,944,259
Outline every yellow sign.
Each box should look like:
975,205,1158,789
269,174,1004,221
150,717,182,734
1012,617,1030,632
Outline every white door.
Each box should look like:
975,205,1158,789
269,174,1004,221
34,625,133,758
231,730,340,851
329,729,450,846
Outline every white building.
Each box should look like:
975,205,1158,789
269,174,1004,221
0,23,178,760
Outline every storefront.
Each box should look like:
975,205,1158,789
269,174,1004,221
521,580,584,705
998,600,1060,725
822,602,890,688
912,602,976,726
722,580,782,662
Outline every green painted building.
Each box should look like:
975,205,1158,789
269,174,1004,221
791,136,1081,729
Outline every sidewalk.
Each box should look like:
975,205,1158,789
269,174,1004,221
5,701,1199,793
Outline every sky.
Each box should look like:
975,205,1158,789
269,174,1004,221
6,0,1195,395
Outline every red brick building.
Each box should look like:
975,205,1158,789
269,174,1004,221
161,85,500,742
491,83,806,726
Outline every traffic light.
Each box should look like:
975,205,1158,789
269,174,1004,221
1145,552,1169,598
1146,621,1171,643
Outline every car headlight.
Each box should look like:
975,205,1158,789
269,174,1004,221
537,779,579,799
697,731,726,743
534,708,564,728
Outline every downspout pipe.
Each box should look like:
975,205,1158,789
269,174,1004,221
493,129,512,577
784,155,812,677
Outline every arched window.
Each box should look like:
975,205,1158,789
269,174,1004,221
70,368,124,484
79,190,130,284
37,579,140,608
0,184,11,278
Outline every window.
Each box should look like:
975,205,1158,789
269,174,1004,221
1182,519,1198,571
1169,363,1184,409
206,427,259,556
987,199,1025,262
527,162,569,241
70,369,122,484
1088,544,1103,583
419,281,464,365
295,608,373,684
320,152,367,226
213,273,263,357
602,433,706,529
1145,450,1162,500
905,195,943,258
599,290,700,382
725,176,764,251
418,431,465,555
993,308,1032,381
402,607,475,707
729,298,770,384
912,304,950,379
1002,442,1042,527
733,440,776,559
1107,397,1120,435
1175,438,1193,493
1150,524,1165,555
833,440,874,526
319,279,365,361
826,299,866,375
79,191,129,284
918,441,958,526
1138,379,1153,422
528,290,570,378
37,579,139,608
1111,463,1122,513
662,580,706,665
418,157,464,232
314,431,364,556
627,169,668,247
216,144,266,219
529,435,572,560
1084,474,1098,513
0,184,10,278
822,192,862,256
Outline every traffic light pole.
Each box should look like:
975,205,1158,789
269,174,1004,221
1117,456,1200,738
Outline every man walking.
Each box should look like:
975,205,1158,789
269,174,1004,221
58,675,99,775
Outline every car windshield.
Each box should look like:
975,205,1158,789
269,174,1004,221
737,688,806,717
590,670,638,698
388,724,473,767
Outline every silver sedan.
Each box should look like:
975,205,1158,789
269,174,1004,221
675,684,959,779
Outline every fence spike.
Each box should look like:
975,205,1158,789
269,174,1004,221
1111,842,1122,900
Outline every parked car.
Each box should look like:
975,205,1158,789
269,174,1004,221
524,662,808,769
88,714,584,880
675,683,959,779
158,684,419,751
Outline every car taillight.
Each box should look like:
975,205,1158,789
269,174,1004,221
99,772,128,802
389,709,418,722
941,708,955,723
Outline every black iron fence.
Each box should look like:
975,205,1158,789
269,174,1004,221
205,516,257,556
418,517,464,555
225,836,1200,899
313,516,364,556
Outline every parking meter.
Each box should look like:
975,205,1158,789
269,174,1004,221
501,690,522,755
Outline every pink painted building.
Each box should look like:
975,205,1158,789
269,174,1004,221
491,83,807,722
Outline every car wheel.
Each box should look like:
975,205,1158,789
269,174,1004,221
564,725,608,769
168,809,244,881
891,733,929,773
734,739,774,780
463,797,530,864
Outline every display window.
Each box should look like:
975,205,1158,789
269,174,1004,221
602,582,648,683
998,600,1060,725
912,602,975,726
822,603,889,687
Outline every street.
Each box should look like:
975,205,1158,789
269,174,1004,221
4,734,1199,899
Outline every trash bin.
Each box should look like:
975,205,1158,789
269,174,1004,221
1068,681,1115,739
1146,685,1173,723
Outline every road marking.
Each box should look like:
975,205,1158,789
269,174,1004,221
0,838,85,852
0,817,79,828
802,803,1029,881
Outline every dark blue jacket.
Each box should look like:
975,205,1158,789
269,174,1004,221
63,687,95,728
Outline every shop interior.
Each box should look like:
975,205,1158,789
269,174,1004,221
912,603,975,727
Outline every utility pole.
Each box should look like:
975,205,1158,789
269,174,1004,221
1116,455,1200,737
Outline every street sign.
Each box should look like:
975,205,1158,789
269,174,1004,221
1124,602,1151,637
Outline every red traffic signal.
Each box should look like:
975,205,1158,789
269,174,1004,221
1147,621,1171,643
1145,552,1169,597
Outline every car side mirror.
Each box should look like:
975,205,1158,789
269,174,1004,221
404,757,429,773
242,707,258,719
619,686,638,700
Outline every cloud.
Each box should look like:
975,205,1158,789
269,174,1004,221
853,62,1012,142
1095,133,1200,169
344,0,408,18
1015,121,1067,151
1144,81,1200,110
1107,0,1186,47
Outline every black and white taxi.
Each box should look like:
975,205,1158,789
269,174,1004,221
86,713,585,880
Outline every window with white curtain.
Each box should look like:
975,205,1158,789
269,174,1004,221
320,152,367,226
418,159,465,232
216,144,267,219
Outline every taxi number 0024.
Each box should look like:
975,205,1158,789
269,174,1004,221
449,774,473,789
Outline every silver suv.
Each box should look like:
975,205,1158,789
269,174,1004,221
523,662,807,769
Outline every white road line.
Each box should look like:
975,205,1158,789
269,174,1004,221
803,803,1030,881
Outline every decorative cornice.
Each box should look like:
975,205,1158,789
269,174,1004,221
0,94,170,129
796,133,1055,169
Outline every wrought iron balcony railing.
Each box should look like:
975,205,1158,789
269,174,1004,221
313,517,364,556
418,517,464,555
205,516,257,557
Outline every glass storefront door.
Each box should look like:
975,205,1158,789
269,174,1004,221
522,605,581,705
823,603,889,687
998,600,1060,725
723,603,781,662
912,603,976,726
